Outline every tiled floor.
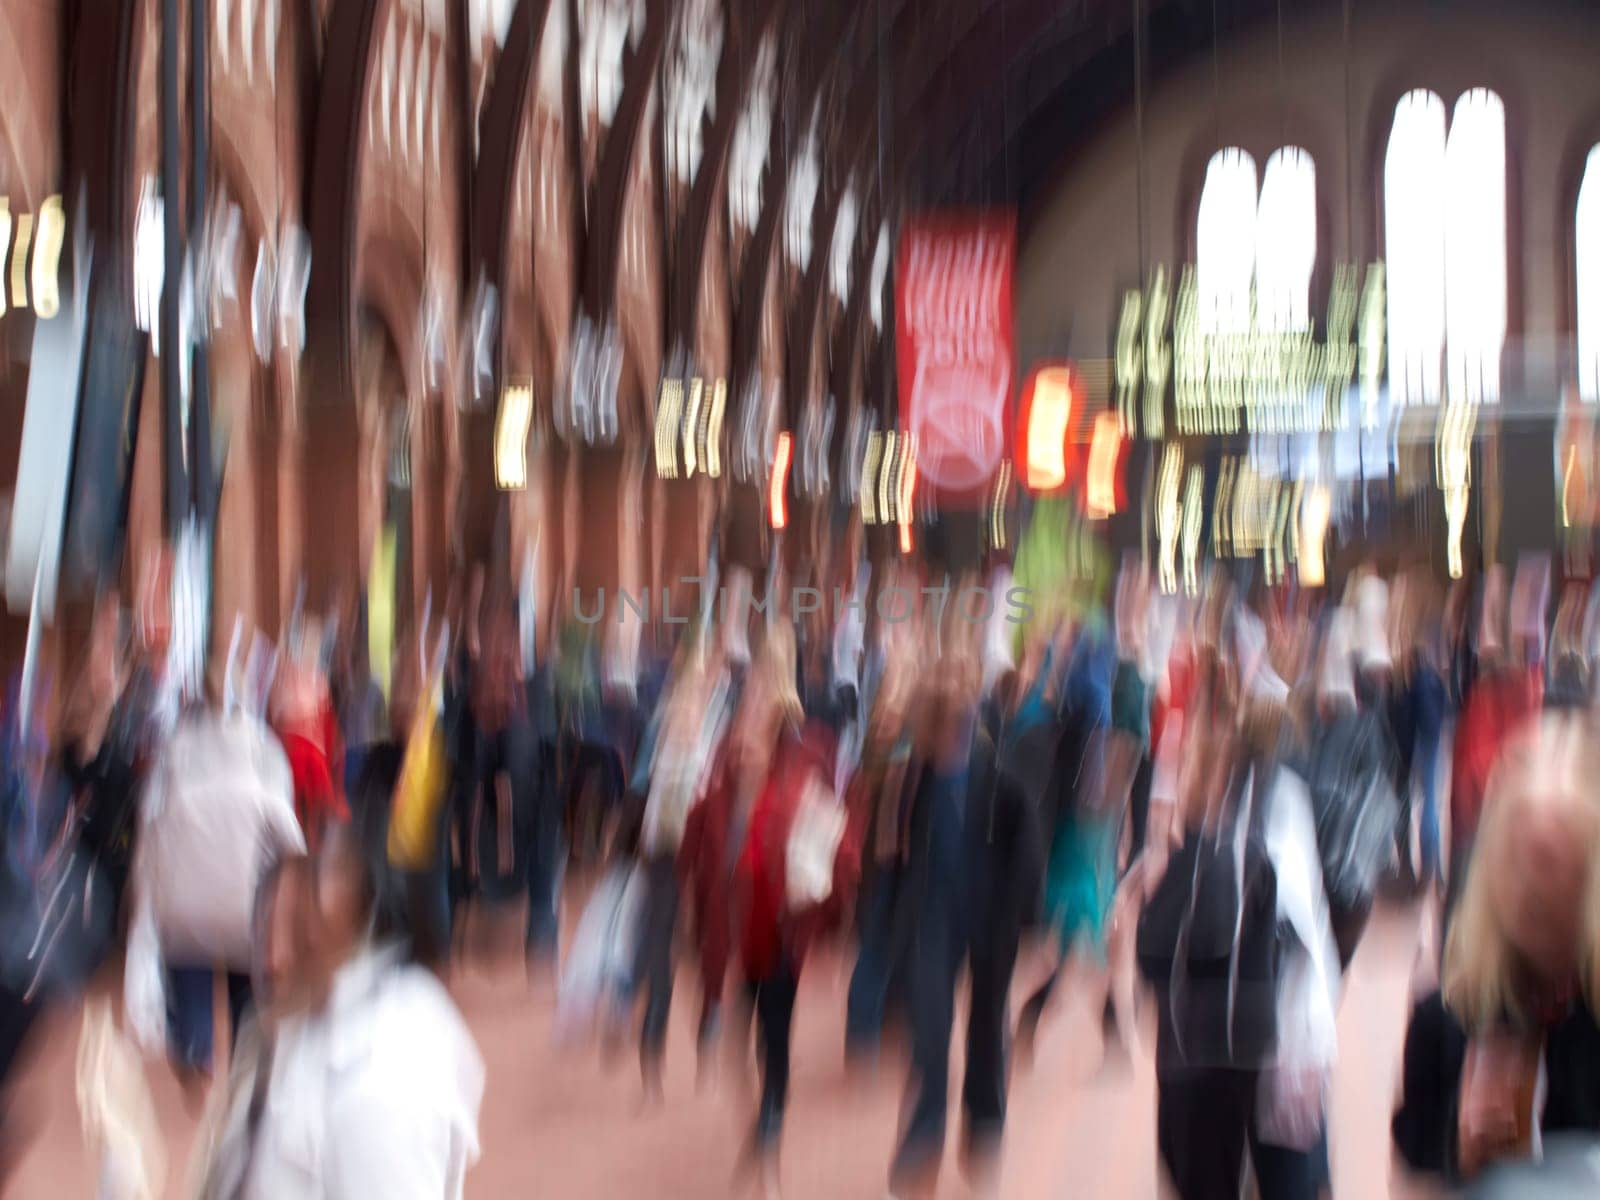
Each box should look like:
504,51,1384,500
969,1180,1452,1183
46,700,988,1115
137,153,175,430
8,895,1443,1198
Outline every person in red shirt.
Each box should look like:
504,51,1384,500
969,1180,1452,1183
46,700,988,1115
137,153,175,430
735,723,858,1148
1448,659,1541,910
272,621,348,854
679,625,860,1180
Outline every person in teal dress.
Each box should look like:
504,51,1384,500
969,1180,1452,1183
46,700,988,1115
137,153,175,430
1019,619,1125,1055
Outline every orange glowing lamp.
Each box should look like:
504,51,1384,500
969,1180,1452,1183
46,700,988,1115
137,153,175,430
898,450,917,553
769,432,793,530
1085,411,1125,519
1017,363,1080,493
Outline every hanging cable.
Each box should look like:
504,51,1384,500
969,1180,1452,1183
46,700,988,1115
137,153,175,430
1277,0,1287,150
1343,0,1355,261
1134,0,1148,289
422,0,431,406
1001,0,1013,205
1134,0,1152,562
1210,0,1222,153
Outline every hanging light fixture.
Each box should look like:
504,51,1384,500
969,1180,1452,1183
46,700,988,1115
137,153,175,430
1017,363,1078,492
1299,483,1331,586
496,384,534,489
29,196,65,320
769,431,792,529
1085,410,1124,518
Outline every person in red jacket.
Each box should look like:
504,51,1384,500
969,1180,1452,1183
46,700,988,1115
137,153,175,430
272,621,348,854
679,626,862,1172
735,721,859,1160
1448,658,1541,917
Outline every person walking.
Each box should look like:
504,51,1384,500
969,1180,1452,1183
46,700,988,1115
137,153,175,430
194,827,484,1198
124,662,305,1092
1394,714,1600,1184
889,655,1047,1198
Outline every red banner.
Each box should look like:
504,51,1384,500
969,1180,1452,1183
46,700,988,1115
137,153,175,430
895,211,1016,500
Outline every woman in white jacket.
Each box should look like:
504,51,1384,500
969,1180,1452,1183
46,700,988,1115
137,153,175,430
195,828,484,1199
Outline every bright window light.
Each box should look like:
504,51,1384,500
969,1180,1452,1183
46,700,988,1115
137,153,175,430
1385,90,1448,406
1444,88,1506,404
134,177,166,343
1255,148,1317,334
1577,145,1600,402
1197,148,1258,335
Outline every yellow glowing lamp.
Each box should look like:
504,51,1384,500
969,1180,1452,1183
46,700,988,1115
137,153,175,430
1085,411,1123,518
769,432,792,530
861,431,884,523
705,379,726,478
495,385,533,490
682,377,704,477
876,431,898,524
31,195,63,319
654,376,683,479
10,211,32,309
1018,363,1078,492
0,199,10,318
1299,484,1331,587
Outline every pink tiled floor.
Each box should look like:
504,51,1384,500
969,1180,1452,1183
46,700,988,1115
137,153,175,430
8,898,1443,1198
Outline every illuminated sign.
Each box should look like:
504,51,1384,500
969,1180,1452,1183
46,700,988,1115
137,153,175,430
1181,464,1204,596
988,459,1012,550
1084,411,1123,518
860,430,917,527
1437,401,1477,579
769,431,792,530
1017,363,1077,492
896,211,1015,497
1299,484,1331,587
655,375,726,480
1149,450,1318,593
495,384,533,490
1115,261,1386,437
0,195,65,320
1155,444,1183,595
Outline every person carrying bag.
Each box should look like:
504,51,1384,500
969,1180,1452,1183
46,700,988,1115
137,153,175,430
1137,736,1289,1199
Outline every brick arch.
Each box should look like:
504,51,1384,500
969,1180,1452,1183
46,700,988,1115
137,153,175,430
356,227,426,403
0,21,53,210
304,0,389,403
1550,105,1600,339
209,123,275,252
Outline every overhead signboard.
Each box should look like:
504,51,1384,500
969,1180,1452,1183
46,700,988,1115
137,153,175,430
895,210,1015,498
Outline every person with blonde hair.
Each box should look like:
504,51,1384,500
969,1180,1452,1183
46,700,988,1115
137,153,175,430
629,637,734,1096
679,622,804,1065
678,618,860,1189
1394,713,1600,1183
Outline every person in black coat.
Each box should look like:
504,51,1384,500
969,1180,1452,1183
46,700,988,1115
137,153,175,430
890,670,1049,1198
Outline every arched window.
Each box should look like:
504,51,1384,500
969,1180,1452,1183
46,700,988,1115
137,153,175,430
1444,89,1507,404
1384,87,1506,405
1255,148,1317,334
1197,146,1317,336
1576,145,1600,403
1385,90,1447,406
1197,148,1258,336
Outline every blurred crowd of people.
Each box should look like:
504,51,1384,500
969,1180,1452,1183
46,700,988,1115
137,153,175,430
1,546,1599,1197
